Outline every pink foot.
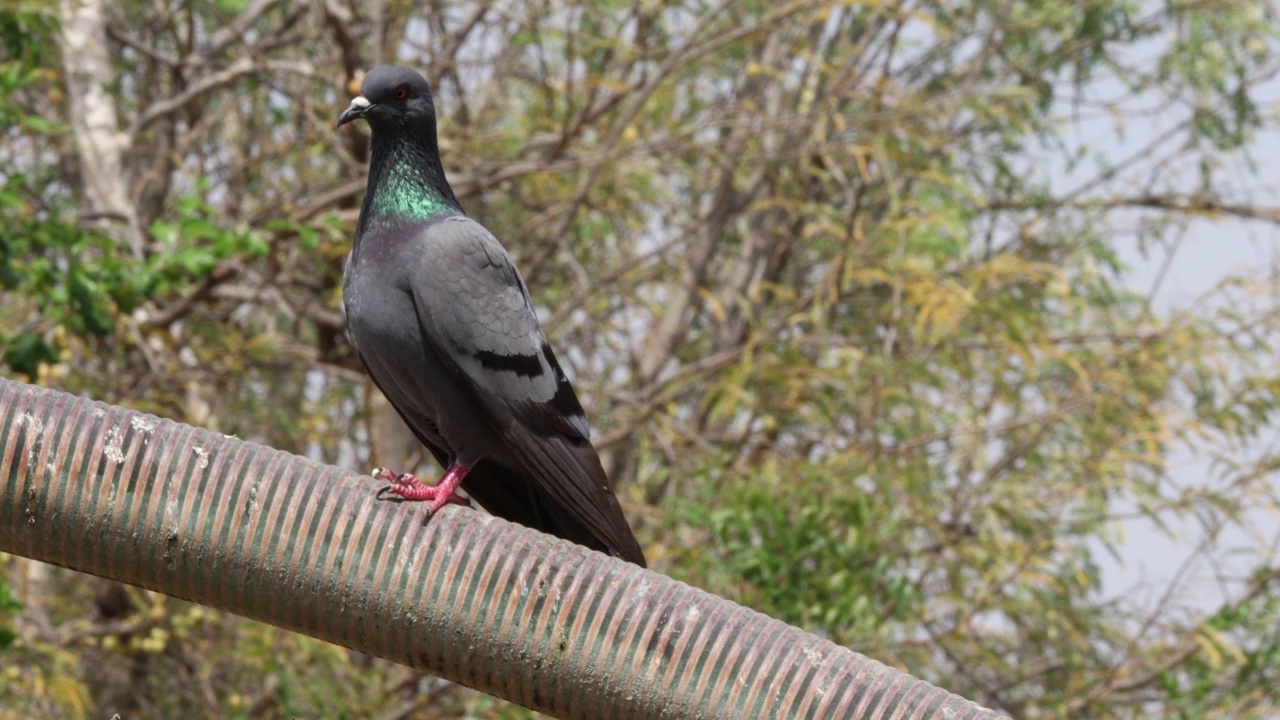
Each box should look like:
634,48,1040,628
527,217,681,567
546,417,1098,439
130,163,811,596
373,463,473,517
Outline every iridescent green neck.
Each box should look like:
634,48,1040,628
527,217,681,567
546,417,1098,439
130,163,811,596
358,129,462,238
369,163,455,220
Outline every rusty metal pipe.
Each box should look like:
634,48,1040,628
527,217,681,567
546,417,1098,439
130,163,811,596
0,377,1007,719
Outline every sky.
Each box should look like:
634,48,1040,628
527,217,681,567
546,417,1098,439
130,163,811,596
1093,89,1280,610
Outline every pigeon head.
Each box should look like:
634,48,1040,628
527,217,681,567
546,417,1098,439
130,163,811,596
337,66,436,131
340,65,463,225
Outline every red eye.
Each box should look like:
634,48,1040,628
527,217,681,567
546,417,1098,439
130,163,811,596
393,85,408,100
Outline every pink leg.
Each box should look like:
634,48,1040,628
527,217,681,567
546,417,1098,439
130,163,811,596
373,462,474,517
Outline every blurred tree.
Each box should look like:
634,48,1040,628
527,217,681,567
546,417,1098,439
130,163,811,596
2,0,1279,717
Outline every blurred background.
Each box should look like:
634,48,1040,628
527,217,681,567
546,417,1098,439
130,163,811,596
3,0,1280,717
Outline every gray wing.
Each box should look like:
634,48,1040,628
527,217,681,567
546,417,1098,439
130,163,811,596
421,217,590,440
410,215,645,564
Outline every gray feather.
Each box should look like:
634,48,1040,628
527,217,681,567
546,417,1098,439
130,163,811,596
417,217,591,438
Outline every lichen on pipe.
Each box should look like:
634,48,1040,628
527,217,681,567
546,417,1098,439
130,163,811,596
0,377,1009,719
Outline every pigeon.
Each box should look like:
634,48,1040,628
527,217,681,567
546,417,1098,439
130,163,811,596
336,66,646,567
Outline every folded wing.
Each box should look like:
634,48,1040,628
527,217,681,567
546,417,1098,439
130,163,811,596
408,216,646,565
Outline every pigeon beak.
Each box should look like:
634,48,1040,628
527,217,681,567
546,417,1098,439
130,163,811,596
337,96,372,128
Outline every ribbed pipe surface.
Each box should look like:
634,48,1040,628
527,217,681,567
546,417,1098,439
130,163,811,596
0,378,1008,719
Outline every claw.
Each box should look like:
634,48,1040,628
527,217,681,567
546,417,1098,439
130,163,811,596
372,462,475,517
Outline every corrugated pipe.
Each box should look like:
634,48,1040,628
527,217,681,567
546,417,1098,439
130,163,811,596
0,377,1008,719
